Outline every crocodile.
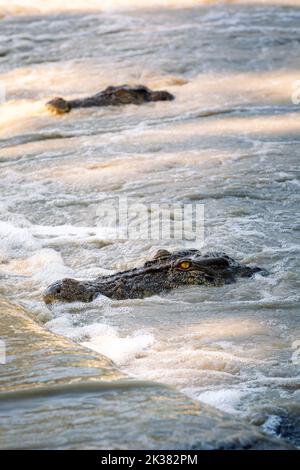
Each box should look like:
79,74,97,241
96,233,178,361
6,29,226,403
46,85,175,114
43,249,266,305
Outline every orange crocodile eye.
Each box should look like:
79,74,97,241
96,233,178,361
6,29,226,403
179,261,191,269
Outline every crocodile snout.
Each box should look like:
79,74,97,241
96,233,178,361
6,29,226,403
43,281,63,304
46,97,71,114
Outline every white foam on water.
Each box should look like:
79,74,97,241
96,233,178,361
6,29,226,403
291,340,300,366
47,316,155,367
195,388,245,415
30,224,117,245
0,100,47,138
0,221,40,258
261,415,282,437
0,242,74,286
82,327,155,366
29,249,74,285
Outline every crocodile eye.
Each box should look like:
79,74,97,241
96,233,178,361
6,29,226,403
179,261,191,270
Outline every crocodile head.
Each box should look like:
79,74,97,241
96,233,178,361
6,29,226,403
46,97,71,114
43,278,98,305
43,249,265,305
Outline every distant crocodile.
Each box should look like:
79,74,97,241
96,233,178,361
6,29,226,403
43,249,266,305
46,85,175,114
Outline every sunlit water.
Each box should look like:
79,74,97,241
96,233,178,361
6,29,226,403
0,0,299,447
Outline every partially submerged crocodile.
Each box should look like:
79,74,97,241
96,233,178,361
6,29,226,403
46,85,175,114
43,249,266,305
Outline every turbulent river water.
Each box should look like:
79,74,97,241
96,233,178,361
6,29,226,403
0,0,299,449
